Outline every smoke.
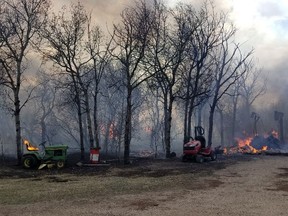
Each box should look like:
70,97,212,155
229,0,288,111
51,0,132,30
2,0,288,157
258,1,285,18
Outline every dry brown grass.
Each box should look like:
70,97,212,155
1,155,288,216
0,157,229,205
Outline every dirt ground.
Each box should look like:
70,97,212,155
1,154,288,216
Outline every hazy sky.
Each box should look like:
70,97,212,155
216,0,288,106
228,0,288,68
51,0,288,106
168,0,288,76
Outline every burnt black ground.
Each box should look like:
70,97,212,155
0,153,261,179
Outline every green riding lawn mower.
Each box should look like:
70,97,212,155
22,139,68,169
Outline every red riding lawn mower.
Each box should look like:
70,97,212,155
182,126,217,163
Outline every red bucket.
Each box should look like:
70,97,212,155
90,148,100,163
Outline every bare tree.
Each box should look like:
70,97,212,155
228,79,241,144
213,61,265,147
109,0,155,164
239,63,266,133
33,71,57,144
207,31,254,147
216,103,225,146
147,1,196,158
100,65,126,157
40,2,102,160
142,86,164,157
0,0,50,164
86,21,111,148
179,1,226,141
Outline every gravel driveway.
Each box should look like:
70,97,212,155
95,155,288,216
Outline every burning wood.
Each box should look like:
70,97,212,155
223,132,280,155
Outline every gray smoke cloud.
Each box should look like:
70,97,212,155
49,0,288,109
51,0,131,30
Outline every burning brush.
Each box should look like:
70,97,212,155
224,131,280,155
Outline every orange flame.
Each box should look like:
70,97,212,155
23,139,39,151
236,136,262,154
236,137,253,148
262,146,268,151
224,135,269,155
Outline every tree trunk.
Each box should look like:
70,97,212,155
93,91,100,148
231,95,238,144
187,96,196,138
208,101,216,147
124,86,132,164
183,98,189,143
164,92,173,158
77,100,85,161
72,75,85,161
183,64,202,142
183,71,192,143
117,108,125,158
84,90,94,149
219,108,224,147
15,62,22,165
82,115,89,148
41,118,46,144
197,104,203,127
165,109,172,158
14,93,22,165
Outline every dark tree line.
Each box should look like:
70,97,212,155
0,0,265,165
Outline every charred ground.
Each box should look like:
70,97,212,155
0,153,257,179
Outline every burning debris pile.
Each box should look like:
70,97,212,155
251,135,280,150
223,131,284,155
